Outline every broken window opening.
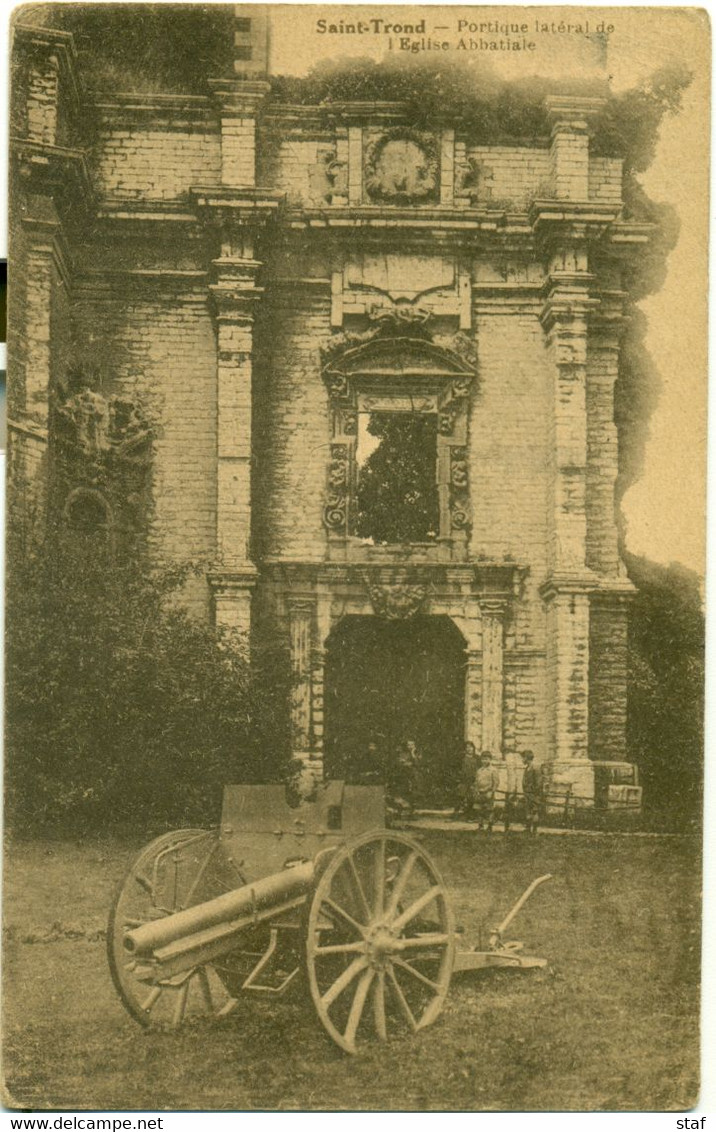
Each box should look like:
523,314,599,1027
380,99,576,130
354,411,440,544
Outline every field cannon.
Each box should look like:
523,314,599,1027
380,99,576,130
108,782,550,1053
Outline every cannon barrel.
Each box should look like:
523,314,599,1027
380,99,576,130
124,859,316,957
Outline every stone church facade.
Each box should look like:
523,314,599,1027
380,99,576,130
9,9,646,794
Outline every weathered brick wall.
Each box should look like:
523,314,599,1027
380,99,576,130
588,599,629,761
26,52,59,144
462,144,552,205
470,309,551,601
471,309,552,760
267,137,325,204
545,592,591,760
255,131,614,209
72,287,218,614
586,339,621,575
253,288,332,560
588,157,623,203
95,121,221,201
7,181,28,416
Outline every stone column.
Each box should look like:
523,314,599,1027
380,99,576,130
479,599,506,756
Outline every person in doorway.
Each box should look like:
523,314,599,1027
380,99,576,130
521,749,543,835
474,751,500,831
353,738,384,785
456,741,479,819
389,738,421,814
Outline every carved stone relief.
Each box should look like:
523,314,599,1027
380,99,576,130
364,128,439,205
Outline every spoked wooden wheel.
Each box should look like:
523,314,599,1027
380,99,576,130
108,827,241,1027
306,830,455,1053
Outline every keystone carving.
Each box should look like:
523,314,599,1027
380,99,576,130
363,570,429,619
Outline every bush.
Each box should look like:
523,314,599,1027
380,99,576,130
4,534,292,835
626,554,704,833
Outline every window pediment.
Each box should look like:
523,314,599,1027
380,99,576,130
323,335,474,385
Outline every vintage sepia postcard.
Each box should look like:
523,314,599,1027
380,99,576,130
2,2,709,1113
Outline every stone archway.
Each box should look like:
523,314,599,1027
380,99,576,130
323,614,466,805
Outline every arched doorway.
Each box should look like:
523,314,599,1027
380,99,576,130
323,615,466,806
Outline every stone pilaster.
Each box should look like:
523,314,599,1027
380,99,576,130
540,248,599,576
588,588,634,762
465,649,482,750
208,569,256,644
586,299,626,576
210,80,271,188
479,598,506,756
208,248,262,636
288,598,315,753
541,579,591,762
309,589,333,769
440,129,455,205
546,95,605,201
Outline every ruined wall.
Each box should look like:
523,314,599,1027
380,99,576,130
72,282,218,613
254,288,332,561
94,102,221,202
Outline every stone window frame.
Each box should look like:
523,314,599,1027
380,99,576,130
321,335,475,555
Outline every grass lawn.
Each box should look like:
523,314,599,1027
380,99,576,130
1,829,701,1111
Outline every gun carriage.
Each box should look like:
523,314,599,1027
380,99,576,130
108,782,550,1053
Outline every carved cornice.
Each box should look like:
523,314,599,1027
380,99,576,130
479,597,510,618
545,95,607,133
190,186,284,227
209,284,264,324
539,570,604,603
261,559,528,599
208,78,272,116
529,200,621,246
20,204,73,291
94,93,216,132
207,567,259,596
322,330,476,389
13,24,83,119
12,138,95,218
539,292,601,333
209,255,264,322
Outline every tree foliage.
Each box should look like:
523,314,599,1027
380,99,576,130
626,553,704,832
354,413,439,544
4,531,292,834
272,57,692,197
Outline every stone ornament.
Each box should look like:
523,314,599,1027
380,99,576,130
323,443,350,532
363,570,429,619
364,128,439,205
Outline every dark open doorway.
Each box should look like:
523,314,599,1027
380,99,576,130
323,616,466,806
